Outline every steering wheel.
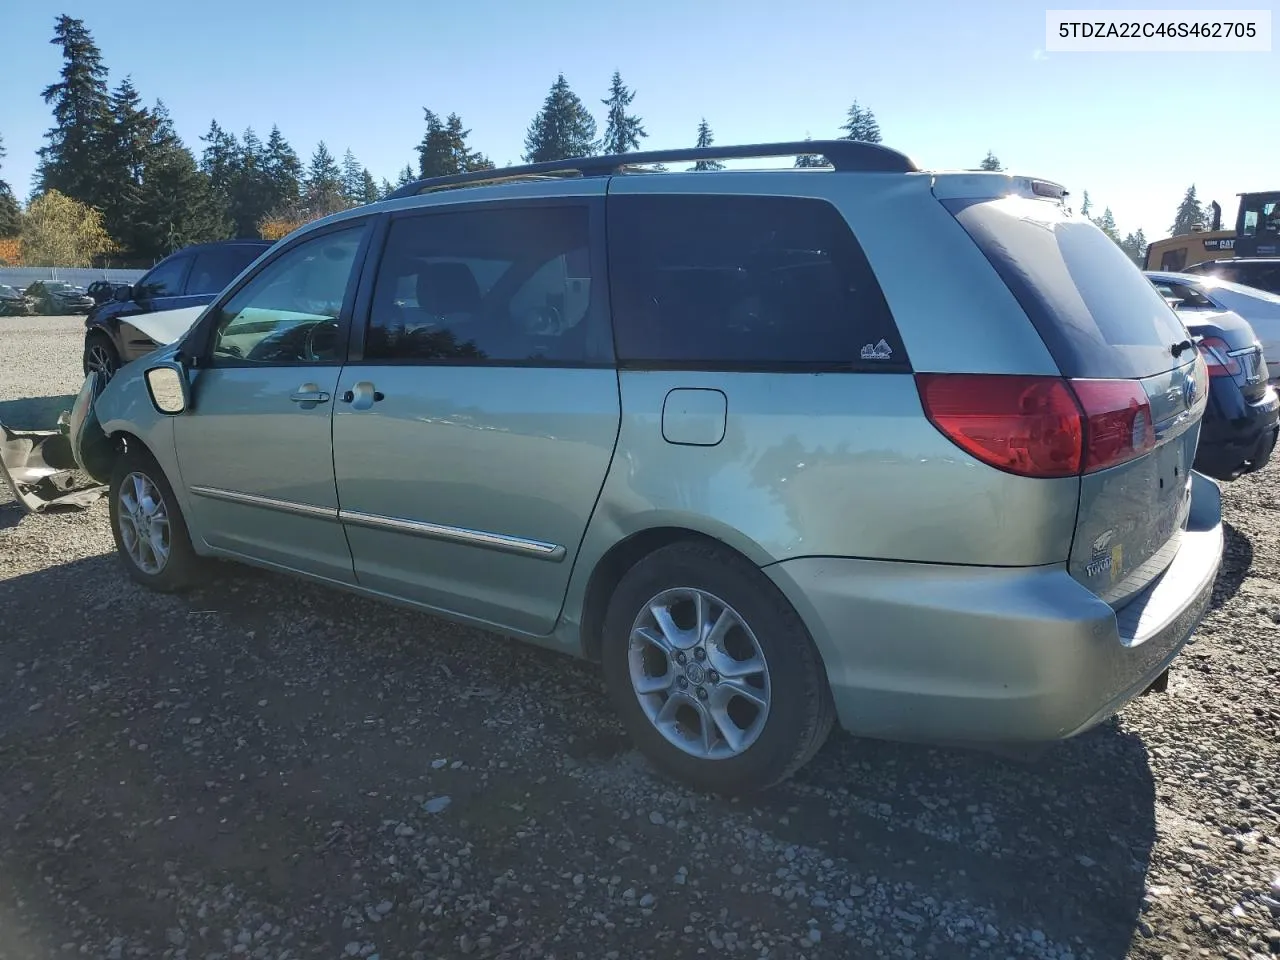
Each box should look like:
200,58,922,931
303,319,341,361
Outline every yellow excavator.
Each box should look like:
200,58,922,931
1145,190,1280,271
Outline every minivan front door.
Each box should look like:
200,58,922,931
174,222,370,583
331,193,620,634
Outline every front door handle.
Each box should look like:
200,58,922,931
339,381,384,411
290,383,331,406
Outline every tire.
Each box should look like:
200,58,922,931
83,331,120,380
108,446,201,592
600,539,835,795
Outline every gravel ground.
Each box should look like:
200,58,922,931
2,315,1278,960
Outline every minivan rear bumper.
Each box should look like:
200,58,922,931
765,472,1223,744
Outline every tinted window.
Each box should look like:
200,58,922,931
365,205,605,364
137,255,191,299
947,197,1188,380
187,246,266,296
210,225,365,365
608,194,904,368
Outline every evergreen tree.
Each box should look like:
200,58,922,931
444,113,492,172
1120,228,1148,266
100,77,153,245
379,177,395,199
0,134,23,238
132,100,228,259
1079,190,1092,219
794,134,826,168
304,142,347,218
1171,184,1206,236
341,148,364,203
360,168,380,205
979,150,1002,171
601,71,646,155
522,74,598,163
839,100,881,143
225,128,274,238
36,15,113,210
396,164,416,187
199,119,241,223
691,118,723,171
1092,207,1121,243
416,110,451,178
262,125,302,217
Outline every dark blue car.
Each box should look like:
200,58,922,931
83,239,273,378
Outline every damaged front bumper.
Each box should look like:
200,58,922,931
0,372,112,513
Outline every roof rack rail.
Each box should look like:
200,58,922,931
386,140,918,199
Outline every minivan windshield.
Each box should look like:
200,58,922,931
945,197,1189,380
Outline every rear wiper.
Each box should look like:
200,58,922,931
1171,339,1195,358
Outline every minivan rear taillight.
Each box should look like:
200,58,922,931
916,374,1156,479
1196,336,1241,378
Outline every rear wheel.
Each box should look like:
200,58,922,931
601,540,835,795
108,447,200,592
83,331,120,380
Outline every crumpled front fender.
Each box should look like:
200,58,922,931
0,373,111,513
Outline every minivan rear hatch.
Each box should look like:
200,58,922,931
940,189,1207,609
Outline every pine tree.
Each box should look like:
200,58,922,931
601,71,646,155
304,141,347,218
839,100,881,143
132,100,228,259
1093,207,1120,243
396,164,415,187
341,148,364,203
360,168,380,205
522,74,598,163
444,113,492,172
1171,185,1206,236
1120,228,1148,266
199,119,241,227
0,134,24,238
1079,190,1092,219
262,125,302,218
36,15,113,210
99,77,155,255
225,128,274,238
979,150,1002,171
690,118,724,171
794,134,826,168
379,177,395,199
416,110,451,178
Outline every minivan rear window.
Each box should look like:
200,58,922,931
608,194,907,370
945,197,1188,380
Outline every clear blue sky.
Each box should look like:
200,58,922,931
2,0,1275,242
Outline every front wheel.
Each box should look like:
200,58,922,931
108,447,201,592
83,331,120,380
601,540,835,795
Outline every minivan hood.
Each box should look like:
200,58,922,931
129,305,206,345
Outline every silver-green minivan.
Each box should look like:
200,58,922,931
73,141,1223,794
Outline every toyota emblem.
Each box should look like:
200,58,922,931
1182,376,1197,407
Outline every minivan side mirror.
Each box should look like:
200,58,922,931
144,363,190,416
